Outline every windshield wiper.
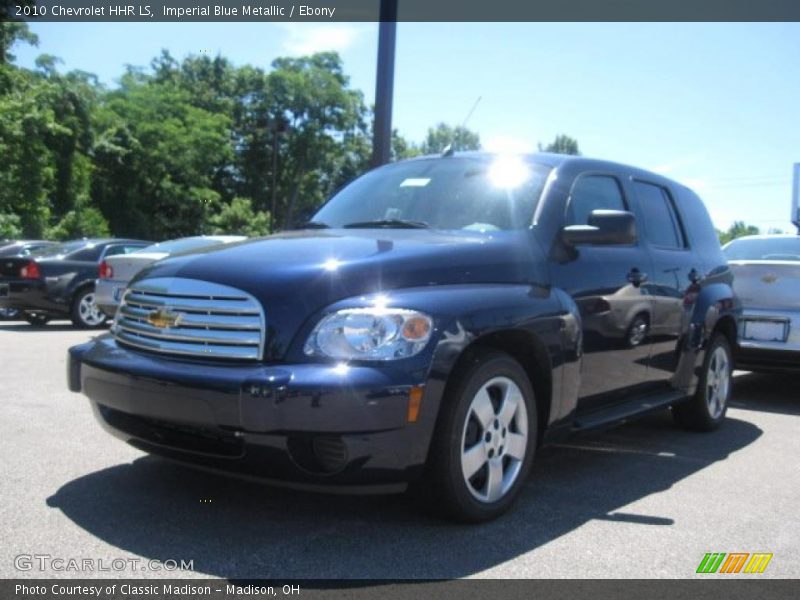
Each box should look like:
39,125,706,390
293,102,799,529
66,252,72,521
342,219,429,229
301,221,331,229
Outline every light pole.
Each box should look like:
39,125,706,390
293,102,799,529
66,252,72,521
371,0,397,168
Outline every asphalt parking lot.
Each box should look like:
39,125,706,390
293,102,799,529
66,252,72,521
1,321,798,579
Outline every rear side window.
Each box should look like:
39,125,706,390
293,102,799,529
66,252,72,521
567,175,627,225
104,244,145,258
634,181,686,249
69,246,101,262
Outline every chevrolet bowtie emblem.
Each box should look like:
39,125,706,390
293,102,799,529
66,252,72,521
147,308,182,329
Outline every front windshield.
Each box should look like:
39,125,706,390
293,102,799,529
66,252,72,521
137,237,224,255
30,241,85,258
724,237,800,261
312,156,552,231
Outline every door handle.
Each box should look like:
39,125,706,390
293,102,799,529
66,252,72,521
627,268,647,287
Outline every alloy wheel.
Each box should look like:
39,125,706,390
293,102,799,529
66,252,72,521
460,376,529,504
79,292,105,327
706,345,730,419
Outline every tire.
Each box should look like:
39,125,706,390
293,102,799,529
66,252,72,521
24,313,50,327
673,333,732,431
71,287,107,329
424,349,537,522
626,313,649,347
1,307,20,320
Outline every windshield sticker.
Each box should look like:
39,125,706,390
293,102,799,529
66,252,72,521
400,178,431,187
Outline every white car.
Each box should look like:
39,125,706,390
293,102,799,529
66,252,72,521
724,234,800,373
95,235,246,317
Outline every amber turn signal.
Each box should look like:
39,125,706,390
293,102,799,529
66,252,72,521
402,316,431,341
407,386,424,423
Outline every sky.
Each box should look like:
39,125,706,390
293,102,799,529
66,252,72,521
13,21,800,232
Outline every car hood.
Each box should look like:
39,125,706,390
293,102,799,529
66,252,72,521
133,229,545,358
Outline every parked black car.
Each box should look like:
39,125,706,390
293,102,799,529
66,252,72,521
0,240,58,319
68,153,739,521
1,238,150,327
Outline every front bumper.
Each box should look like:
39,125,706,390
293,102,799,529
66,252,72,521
737,308,800,372
68,336,438,491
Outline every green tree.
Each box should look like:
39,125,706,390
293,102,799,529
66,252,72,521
392,129,421,161
91,70,233,240
539,134,581,155
265,53,368,229
718,221,760,245
0,9,38,66
0,211,22,239
208,197,270,236
0,64,56,236
45,205,110,240
419,122,481,154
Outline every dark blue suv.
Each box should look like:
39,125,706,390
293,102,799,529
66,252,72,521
68,153,739,521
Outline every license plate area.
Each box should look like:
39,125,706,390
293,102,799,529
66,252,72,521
743,319,788,342
0,283,8,298
113,286,123,301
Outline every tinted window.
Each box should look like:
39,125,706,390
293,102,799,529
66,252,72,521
634,181,686,249
567,175,626,225
70,246,102,262
724,237,800,261
30,241,85,258
104,244,145,258
312,156,552,231
0,244,22,257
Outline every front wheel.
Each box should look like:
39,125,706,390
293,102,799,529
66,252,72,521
626,314,649,347
425,350,537,522
71,288,107,329
673,333,732,431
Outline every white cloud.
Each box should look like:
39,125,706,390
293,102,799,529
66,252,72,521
279,24,366,56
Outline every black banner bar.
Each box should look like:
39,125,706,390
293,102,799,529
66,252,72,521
4,0,800,23
3,579,799,600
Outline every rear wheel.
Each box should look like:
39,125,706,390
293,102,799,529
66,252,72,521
24,313,50,327
673,333,732,431
71,288,107,329
425,350,537,522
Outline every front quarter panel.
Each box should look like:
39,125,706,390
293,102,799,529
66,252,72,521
287,283,579,453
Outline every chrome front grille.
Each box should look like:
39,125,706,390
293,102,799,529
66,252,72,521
113,277,265,361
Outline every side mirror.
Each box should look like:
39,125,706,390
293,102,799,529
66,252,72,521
562,210,637,246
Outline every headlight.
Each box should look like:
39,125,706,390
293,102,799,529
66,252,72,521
304,308,433,361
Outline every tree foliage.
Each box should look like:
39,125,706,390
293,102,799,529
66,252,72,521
717,221,760,245
419,122,481,154
0,31,483,242
45,206,110,240
539,134,581,156
208,197,270,237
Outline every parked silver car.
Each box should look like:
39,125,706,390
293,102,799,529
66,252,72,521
95,235,246,317
724,234,800,372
